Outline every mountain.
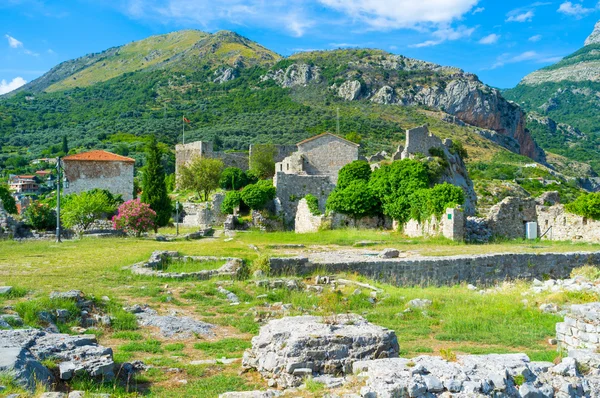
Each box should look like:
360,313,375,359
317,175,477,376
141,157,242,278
504,21,600,172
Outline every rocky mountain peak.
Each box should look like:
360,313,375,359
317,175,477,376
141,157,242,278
585,20,600,46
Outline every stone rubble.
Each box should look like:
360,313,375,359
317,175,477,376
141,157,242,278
242,314,399,388
129,306,215,338
0,329,114,390
354,353,600,397
556,302,600,352
217,286,240,304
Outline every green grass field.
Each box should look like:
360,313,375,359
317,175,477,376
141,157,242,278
1,230,600,397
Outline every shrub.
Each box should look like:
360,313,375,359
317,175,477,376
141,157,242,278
0,185,17,214
240,180,276,210
304,194,321,216
221,191,242,215
112,199,157,237
450,140,469,159
23,202,56,230
326,180,380,219
337,160,371,190
409,183,465,222
61,190,118,231
566,193,600,220
219,167,248,190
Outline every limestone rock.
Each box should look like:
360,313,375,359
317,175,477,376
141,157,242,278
0,329,114,390
338,80,362,101
371,85,395,104
261,64,320,88
135,307,214,338
378,248,400,259
0,286,13,295
242,314,399,388
213,67,237,84
219,391,281,398
407,299,432,309
586,21,600,46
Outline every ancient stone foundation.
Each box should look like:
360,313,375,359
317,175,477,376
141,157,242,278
556,303,600,352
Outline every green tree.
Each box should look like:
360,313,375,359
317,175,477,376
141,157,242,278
219,167,248,191
221,191,242,214
326,180,379,219
62,135,69,154
178,157,224,201
0,185,17,214
141,137,172,229
240,180,276,210
369,159,430,224
61,190,117,232
409,183,465,222
337,160,371,190
345,132,363,145
249,144,276,179
566,193,600,220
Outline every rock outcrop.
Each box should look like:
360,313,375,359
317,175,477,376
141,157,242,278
260,64,320,88
242,314,399,388
354,353,600,397
586,21,600,46
0,329,114,389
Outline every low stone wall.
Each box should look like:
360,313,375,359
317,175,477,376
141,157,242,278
269,251,600,286
556,302,600,351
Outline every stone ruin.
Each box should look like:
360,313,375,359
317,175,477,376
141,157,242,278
557,302,600,352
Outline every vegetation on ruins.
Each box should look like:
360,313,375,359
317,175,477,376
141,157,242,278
566,193,600,220
22,202,56,230
0,185,17,214
336,160,371,190
249,144,277,179
113,199,157,236
240,180,276,210
61,190,119,231
304,194,321,216
219,167,249,191
141,137,172,229
327,180,380,219
409,183,465,222
221,191,242,215
178,157,225,201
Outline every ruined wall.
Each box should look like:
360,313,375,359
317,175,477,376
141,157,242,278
275,152,304,175
295,199,325,233
486,197,537,240
297,135,359,184
401,125,443,159
175,141,249,179
274,173,335,228
269,251,600,286
537,204,600,243
250,144,297,165
402,208,465,241
179,193,226,228
556,303,600,352
63,160,134,201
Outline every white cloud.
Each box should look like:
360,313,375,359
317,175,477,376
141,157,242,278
23,49,39,56
557,1,596,18
411,25,475,48
0,76,26,95
5,34,23,48
479,33,500,44
472,7,484,14
120,0,315,37
318,0,480,30
47,48,55,54
490,50,563,69
506,10,534,22
528,34,542,42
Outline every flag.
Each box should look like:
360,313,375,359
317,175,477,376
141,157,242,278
183,116,191,124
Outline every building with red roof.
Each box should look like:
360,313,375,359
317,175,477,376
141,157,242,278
63,150,135,200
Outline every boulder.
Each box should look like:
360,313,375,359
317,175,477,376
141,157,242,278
134,307,214,339
242,314,399,388
378,248,400,259
0,286,13,295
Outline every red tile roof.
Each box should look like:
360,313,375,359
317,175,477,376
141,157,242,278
63,150,135,163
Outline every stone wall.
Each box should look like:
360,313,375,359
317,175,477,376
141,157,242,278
556,303,600,351
274,173,335,228
297,134,359,184
403,208,465,241
249,144,296,165
537,204,600,243
63,160,134,201
179,193,225,228
486,197,537,240
401,125,443,158
294,199,325,233
269,251,600,287
175,141,249,180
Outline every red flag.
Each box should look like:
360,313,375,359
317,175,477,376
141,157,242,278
183,117,191,123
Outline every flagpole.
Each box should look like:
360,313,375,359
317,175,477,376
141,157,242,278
182,115,185,145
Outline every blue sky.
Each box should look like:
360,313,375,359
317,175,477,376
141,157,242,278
1,0,599,94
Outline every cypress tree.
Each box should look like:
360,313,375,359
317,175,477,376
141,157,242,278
62,136,69,154
141,136,172,230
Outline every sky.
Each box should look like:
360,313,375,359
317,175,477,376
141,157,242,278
1,0,600,95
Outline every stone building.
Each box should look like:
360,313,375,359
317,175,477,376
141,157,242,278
175,141,250,179
275,133,360,228
62,150,134,201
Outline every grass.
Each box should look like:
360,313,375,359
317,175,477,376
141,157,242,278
1,231,599,396
193,338,251,358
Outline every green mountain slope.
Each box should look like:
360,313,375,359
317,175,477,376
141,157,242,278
504,21,600,172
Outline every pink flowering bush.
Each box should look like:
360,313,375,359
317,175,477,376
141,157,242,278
112,199,156,237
